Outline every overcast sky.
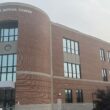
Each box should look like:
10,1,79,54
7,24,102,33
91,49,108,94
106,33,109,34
0,0,110,42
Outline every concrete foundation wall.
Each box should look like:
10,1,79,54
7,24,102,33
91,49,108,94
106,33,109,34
15,103,93,110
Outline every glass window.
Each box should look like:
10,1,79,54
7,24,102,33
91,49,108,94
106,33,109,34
76,65,80,79
13,73,16,82
71,41,75,54
4,29,9,36
107,51,110,63
63,39,67,52
9,28,14,36
68,63,72,78
75,42,79,55
64,62,81,79
76,89,83,103
0,54,17,82
8,55,13,66
102,69,108,81
64,63,68,77
0,21,18,42
2,55,7,66
63,38,79,55
1,74,6,81
100,49,105,61
7,73,12,81
15,28,18,35
67,40,71,53
1,29,3,36
65,89,73,103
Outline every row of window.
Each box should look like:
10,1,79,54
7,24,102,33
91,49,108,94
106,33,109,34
0,54,17,82
64,63,81,79
63,38,79,55
64,62,109,81
0,28,18,42
65,89,83,103
0,21,18,42
0,21,18,82
100,49,110,62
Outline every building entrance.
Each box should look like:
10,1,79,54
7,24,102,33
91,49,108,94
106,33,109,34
0,88,15,110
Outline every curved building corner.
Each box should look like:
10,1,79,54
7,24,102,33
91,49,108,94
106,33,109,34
0,2,52,109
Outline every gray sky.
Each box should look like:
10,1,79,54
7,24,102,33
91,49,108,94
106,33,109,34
0,0,110,42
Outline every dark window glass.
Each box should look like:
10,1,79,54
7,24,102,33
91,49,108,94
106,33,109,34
65,89,73,103
0,89,15,109
64,62,81,79
76,89,83,103
0,54,17,82
63,38,79,55
0,21,18,42
102,69,108,81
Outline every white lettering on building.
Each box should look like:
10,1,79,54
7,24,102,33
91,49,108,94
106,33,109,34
0,8,32,14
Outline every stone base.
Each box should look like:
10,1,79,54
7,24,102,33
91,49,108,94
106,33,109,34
15,103,93,110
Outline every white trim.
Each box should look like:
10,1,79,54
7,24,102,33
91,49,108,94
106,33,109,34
0,81,15,88
53,76,110,84
17,71,51,78
17,71,110,84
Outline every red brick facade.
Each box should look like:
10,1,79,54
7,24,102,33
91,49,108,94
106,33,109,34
0,2,110,105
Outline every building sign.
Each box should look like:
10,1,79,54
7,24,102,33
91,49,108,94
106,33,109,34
0,8,32,14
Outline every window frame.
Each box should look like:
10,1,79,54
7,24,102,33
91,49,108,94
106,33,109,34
63,38,80,55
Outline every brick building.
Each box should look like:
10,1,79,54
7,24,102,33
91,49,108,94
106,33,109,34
0,2,110,110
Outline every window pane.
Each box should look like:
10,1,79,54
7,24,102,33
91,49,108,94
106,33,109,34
73,74,76,78
9,28,14,36
65,89,72,103
14,67,16,72
14,54,17,66
9,37,14,41
75,42,79,54
72,64,76,73
0,54,17,82
3,37,8,41
68,64,72,78
4,29,9,36
0,56,1,66
63,39,67,52
0,21,18,42
15,36,18,40
8,55,13,66
64,63,68,77
13,73,16,82
63,39,66,47
15,28,18,35
2,55,7,66
2,67,7,73
1,29,3,36
71,41,75,53
1,74,6,81
8,67,13,72
67,40,71,53
76,65,80,78
7,73,12,81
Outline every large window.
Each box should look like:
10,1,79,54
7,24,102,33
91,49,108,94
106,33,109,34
63,38,79,55
102,69,108,81
64,62,81,79
99,49,105,61
0,54,17,82
65,89,73,103
76,89,83,103
0,21,18,42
